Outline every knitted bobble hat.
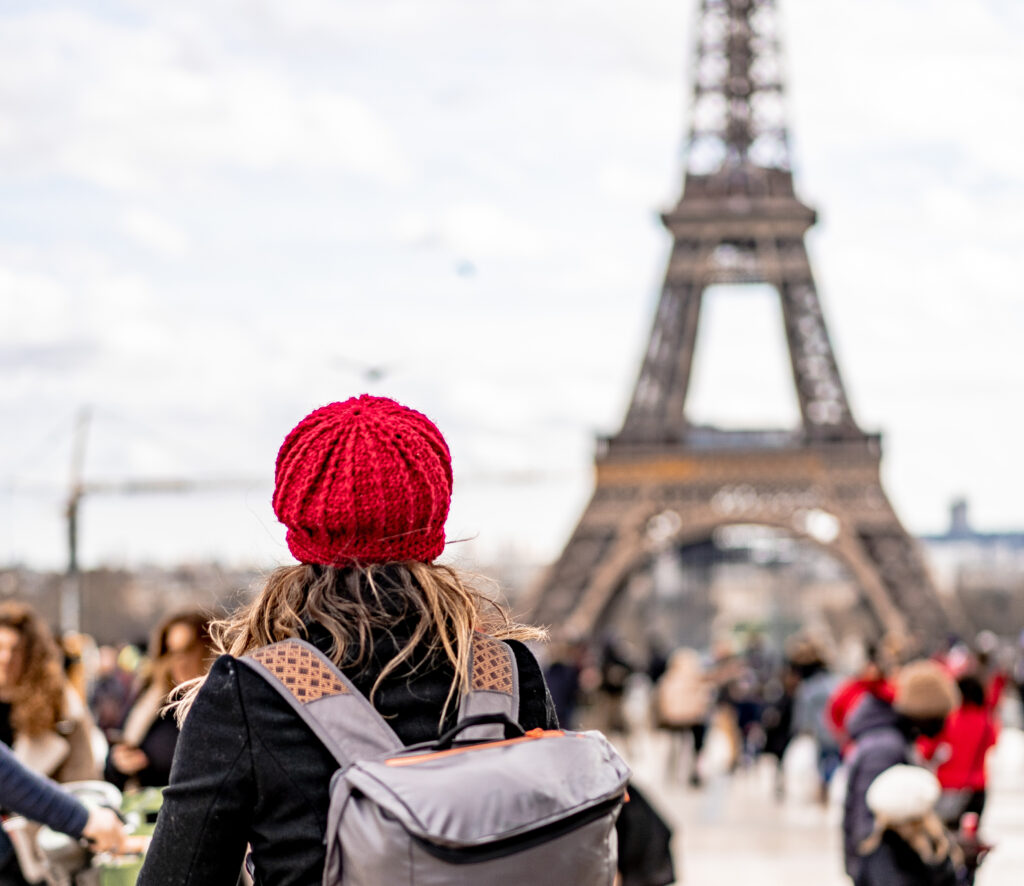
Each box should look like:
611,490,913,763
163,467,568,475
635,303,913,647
272,395,453,566
893,660,961,721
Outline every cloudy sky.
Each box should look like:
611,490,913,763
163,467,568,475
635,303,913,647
1,0,1022,574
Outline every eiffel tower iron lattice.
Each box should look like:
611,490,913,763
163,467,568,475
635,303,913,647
525,0,958,649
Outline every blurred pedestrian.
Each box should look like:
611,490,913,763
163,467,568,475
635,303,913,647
593,636,633,739
104,610,213,790
827,643,893,752
1012,630,1024,723
971,633,1007,713
721,669,761,768
918,674,998,830
789,637,842,801
0,602,97,783
706,642,745,771
59,633,90,703
88,645,134,744
655,648,712,786
759,664,797,800
743,631,775,691
543,636,585,730
842,659,960,882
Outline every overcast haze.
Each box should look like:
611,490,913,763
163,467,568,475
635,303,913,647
2,0,1022,573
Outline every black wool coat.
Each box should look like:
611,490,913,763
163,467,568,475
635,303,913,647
855,831,959,886
104,708,180,790
136,624,557,886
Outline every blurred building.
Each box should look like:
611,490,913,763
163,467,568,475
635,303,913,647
920,498,1024,637
0,564,262,644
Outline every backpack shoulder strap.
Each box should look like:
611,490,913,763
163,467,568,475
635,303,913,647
240,638,402,766
456,633,520,740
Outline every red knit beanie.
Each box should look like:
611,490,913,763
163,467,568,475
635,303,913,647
272,395,453,566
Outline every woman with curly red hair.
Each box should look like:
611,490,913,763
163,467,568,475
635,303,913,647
0,601,97,784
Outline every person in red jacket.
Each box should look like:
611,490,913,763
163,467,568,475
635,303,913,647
827,646,894,753
918,675,998,829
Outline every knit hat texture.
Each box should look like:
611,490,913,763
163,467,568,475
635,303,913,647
893,660,961,720
273,395,453,566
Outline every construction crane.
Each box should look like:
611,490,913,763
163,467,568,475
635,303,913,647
61,408,262,634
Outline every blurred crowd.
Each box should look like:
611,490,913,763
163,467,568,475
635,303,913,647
542,626,1023,885
0,600,216,884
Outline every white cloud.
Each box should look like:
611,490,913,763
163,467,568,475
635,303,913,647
121,208,190,257
0,247,166,367
393,204,547,259
440,204,547,260
599,163,674,208
0,10,410,192
0,265,75,343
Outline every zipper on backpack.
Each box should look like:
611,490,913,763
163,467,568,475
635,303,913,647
384,729,566,767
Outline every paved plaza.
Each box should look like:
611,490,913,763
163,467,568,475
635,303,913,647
627,727,1024,885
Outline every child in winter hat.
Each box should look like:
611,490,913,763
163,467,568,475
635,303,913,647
858,765,963,884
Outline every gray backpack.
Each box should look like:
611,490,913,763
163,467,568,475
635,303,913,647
241,634,630,886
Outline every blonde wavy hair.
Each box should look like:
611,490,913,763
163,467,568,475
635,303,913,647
173,561,544,725
0,601,67,737
859,812,963,870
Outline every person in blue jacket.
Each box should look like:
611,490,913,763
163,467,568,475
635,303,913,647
0,741,125,886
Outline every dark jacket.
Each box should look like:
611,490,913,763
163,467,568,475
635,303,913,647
842,694,909,879
855,831,958,886
104,706,180,790
137,624,556,886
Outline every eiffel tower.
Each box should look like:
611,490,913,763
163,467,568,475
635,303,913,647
526,0,956,649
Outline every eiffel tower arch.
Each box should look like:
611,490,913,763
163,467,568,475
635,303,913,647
526,0,958,650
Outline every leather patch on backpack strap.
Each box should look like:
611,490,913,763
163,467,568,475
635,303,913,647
471,635,514,694
250,641,348,703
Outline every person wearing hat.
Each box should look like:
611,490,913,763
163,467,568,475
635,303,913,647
136,396,557,886
842,659,960,882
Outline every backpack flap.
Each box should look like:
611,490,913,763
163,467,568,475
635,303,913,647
341,729,631,852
